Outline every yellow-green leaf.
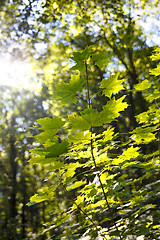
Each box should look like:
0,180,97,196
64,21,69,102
67,180,87,191
99,73,125,98
134,80,151,91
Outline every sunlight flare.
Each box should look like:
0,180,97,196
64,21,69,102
0,53,33,89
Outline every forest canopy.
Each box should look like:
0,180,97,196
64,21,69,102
0,0,160,239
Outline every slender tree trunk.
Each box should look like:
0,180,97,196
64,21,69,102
9,115,18,239
21,195,26,239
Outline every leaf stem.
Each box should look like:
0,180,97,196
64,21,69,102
85,60,91,108
85,60,123,240
90,137,122,240
61,182,108,240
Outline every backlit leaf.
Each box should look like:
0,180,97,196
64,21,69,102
70,45,94,62
69,97,128,130
149,63,160,76
99,73,125,98
131,126,156,144
136,112,150,124
134,80,151,91
70,62,85,71
68,108,99,130
67,180,87,191
27,185,56,206
100,172,108,184
75,195,84,205
64,162,82,179
37,116,65,131
119,146,140,161
54,74,85,104
69,130,91,144
70,45,94,71
35,131,58,142
92,51,111,68
101,96,128,122
103,126,115,142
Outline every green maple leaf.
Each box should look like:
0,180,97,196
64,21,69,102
64,162,83,180
70,45,94,62
46,140,69,158
149,64,160,76
99,73,125,98
131,126,156,144
150,48,160,75
150,47,160,61
29,156,64,167
136,112,150,124
70,62,86,71
70,45,94,71
103,126,115,142
146,88,160,102
69,131,91,144
134,80,151,91
101,96,128,122
27,186,56,205
54,74,85,104
37,116,65,132
30,139,68,164
68,108,103,130
35,131,58,142
118,146,140,161
67,180,87,191
69,97,128,130
92,51,111,68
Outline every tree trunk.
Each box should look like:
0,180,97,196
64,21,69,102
9,115,18,239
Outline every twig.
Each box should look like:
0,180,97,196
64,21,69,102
85,60,123,240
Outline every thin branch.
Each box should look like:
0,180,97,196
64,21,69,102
61,182,108,240
90,135,123,240
85,60,91,108
85,60,123,240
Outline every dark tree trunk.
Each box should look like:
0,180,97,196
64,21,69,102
9,115,18,239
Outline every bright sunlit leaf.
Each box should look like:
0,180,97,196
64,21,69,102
134,80,151,91
99,73,125,98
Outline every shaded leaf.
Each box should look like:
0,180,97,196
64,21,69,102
70,45,94,62
39,215,69,235
46,140,69,158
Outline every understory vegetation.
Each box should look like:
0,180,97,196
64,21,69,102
0,0,159,239
28,46,160,239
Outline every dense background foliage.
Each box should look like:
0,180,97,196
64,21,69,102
0,0,159,239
